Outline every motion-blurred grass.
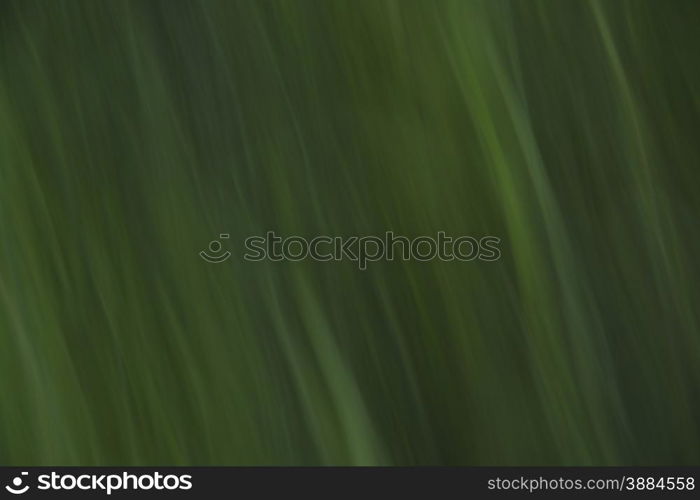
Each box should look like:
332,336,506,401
1,0,699,465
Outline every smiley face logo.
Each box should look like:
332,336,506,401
5,472,29,495
200,234,231,263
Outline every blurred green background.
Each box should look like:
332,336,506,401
1,0,699,465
